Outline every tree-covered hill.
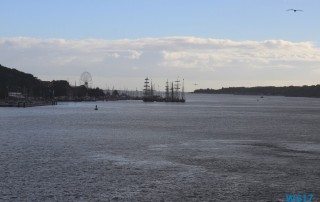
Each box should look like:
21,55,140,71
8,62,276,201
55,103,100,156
0,64,105,99
0,64,43,98
0,64,41,87
194,85,320,98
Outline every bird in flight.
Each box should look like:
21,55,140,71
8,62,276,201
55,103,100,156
287,9,303,12
193,83,198,86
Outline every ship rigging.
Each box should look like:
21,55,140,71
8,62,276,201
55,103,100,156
143,77,185,102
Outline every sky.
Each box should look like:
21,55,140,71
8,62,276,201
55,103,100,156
1,0,320,91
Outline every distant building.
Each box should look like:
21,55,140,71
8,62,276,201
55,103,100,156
8,92,25,99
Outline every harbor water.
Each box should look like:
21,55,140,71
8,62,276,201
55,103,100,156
0,94,319,201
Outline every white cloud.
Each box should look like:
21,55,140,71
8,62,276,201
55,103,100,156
1,36,320,91
130,50,142,59
111,53,120,59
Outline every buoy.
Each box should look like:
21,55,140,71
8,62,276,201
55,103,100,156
95,105,98,110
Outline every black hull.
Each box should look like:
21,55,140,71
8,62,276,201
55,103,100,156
143,97,186,103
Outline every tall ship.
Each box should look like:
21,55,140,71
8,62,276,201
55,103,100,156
143,77,155,102
143,77,185,102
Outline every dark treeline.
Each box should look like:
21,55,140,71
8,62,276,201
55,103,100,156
0,64,43,98
194,85,320,98
50,80,104,98
0,64,104,99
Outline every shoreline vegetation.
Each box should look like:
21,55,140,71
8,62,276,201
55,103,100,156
2,63,320,107
0,64,141,107
194,85,320,98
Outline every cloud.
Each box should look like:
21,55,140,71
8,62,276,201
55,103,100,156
161,38,320,71
1,36,320,90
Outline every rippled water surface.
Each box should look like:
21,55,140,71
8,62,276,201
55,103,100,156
1,94,319,201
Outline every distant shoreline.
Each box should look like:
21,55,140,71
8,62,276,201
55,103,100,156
0,99,57,108
194,85,320,98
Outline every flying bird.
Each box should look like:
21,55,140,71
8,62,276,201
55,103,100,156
287,9,303,12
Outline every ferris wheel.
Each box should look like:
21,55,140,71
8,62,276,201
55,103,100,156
80,72,92,88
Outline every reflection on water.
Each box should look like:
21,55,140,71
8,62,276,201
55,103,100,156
0,94,319,201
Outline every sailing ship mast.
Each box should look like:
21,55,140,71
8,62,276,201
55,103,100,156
182,79,185,100
175,78,180,100
165,80,170,101
144,77,150,97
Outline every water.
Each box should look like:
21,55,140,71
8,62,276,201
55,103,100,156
0,94,319,201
